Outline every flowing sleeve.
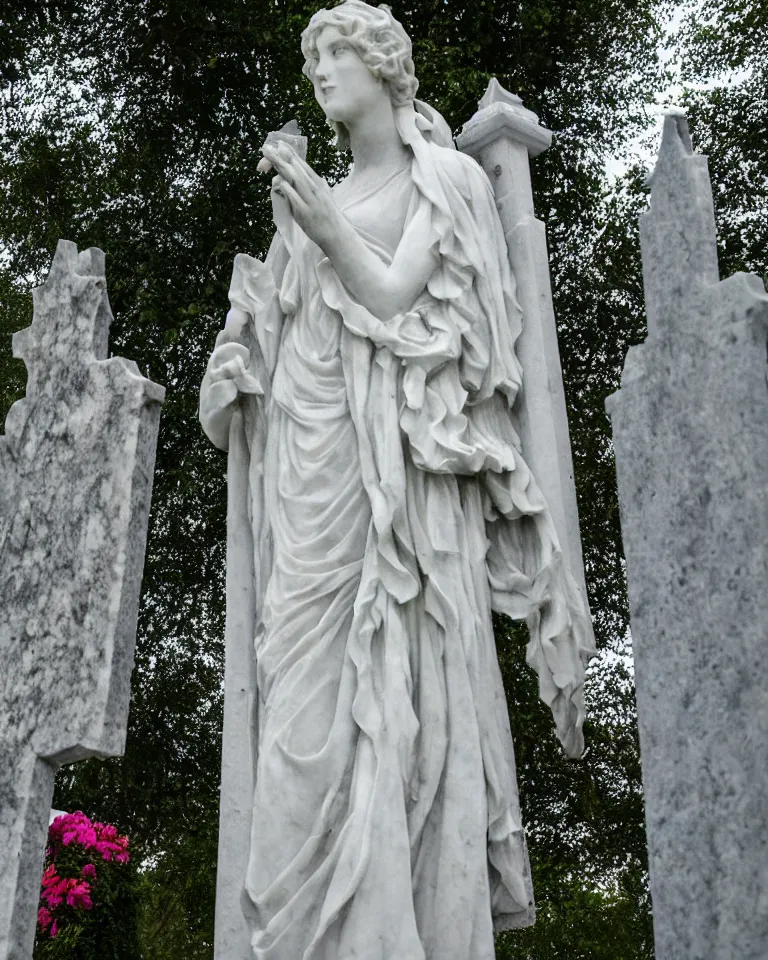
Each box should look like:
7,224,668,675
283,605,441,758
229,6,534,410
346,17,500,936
199,236,288,451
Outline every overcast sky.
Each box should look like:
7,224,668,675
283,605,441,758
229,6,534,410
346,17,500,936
605,1,748,181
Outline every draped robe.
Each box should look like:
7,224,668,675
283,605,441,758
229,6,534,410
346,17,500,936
200,136,594,960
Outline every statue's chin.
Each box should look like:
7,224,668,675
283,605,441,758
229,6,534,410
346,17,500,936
319,98,364,129
321,106,346,124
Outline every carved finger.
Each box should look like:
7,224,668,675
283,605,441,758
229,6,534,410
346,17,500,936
284,159,320,205
275,178,307,217
271,174,291,198
261,145,289,180
277,141,322,188
298,157,325,188
273,159,316,208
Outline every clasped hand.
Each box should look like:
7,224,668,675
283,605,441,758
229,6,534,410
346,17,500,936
207,341,262,396
261,140,339,248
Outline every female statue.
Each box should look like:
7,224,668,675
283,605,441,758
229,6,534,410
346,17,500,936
200,3,594,957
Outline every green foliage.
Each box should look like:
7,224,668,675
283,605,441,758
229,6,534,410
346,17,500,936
676,0,768,285
495,870,653,959
135,832,218,960
492,616,651,958
0,0,706,955
0,271,28,418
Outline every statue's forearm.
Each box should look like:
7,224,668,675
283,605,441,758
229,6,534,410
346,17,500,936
318,213,437,322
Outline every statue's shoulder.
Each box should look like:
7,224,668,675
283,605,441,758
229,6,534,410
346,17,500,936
427,142,493,202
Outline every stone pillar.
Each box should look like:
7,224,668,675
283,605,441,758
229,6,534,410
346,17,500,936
214,406,257,960
457,79,592,621
0,240,164,960
606,114,768,959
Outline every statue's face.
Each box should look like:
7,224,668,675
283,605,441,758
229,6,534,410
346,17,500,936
312,26,387,126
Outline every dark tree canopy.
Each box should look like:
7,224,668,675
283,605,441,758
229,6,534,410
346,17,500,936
4,0,756,955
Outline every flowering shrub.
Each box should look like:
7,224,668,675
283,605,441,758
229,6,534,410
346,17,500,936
34,812,140,959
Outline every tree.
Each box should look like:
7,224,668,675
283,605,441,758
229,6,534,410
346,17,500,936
0,0,675,953
676,0,768,284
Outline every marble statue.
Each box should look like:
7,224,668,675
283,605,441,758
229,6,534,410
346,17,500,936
199,3,594,957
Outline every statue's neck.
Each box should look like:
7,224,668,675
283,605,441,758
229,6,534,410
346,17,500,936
346,100,410,180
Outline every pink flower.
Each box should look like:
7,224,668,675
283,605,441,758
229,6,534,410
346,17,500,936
41,875,66,908
40,811,130,938
62,818,97,848
93,830,130,862
47,811,131,861
65,880,93,910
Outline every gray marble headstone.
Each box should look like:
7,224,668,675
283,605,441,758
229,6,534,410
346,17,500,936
606,114,768,959
0,240,164,960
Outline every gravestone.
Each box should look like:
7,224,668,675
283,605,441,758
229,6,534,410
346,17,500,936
457,79,593,622
0,240,165,960
606,114,768,959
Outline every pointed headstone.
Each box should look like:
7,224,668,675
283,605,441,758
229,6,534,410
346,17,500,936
606,115,768,959
0,240,164,960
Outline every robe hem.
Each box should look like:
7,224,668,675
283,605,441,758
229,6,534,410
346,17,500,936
493,907,536,931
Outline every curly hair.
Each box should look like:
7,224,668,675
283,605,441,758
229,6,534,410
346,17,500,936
301,1,419,148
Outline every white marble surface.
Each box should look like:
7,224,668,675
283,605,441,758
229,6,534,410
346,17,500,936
457,80,593,641
607,115,768,959
0,240,164,960
200,3,594,957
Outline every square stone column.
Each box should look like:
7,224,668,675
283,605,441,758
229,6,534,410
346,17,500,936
458,79,592,622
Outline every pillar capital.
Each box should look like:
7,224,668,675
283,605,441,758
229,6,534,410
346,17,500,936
456,78,552,158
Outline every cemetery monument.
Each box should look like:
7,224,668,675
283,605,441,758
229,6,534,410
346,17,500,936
607,114,768,960
0,240,165,960
200,2,595,957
